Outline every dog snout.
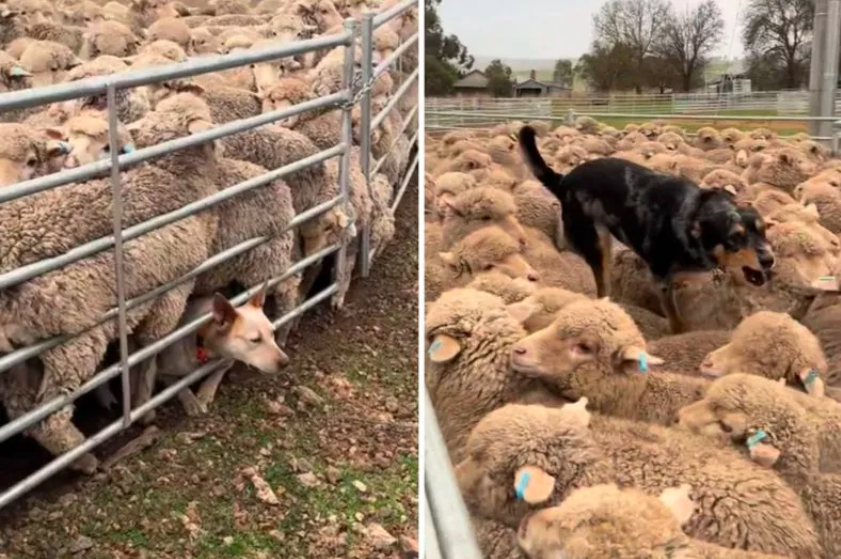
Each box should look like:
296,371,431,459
276,349,290,369
758,250,776,271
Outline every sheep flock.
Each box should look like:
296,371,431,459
0,0,418,479
425,117,841,558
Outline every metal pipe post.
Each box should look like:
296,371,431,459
107,83,132,429
819,0,841,139
811,0,829,137
358,12,375,278
338,18,356,289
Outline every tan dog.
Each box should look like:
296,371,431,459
133,285,289,421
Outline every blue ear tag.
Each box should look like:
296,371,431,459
122,143,135,154
638,352,648,373
746,430,767,449
10,66,29,77
57,141,71,154
803,370,819,386
428,339,442,356
515,471,531,501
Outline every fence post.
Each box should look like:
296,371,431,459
339,18,356,285
566,108,576,126
358,12,375,278
107,83,132,429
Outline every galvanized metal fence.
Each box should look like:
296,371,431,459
426,97,841,147
0,0,418,510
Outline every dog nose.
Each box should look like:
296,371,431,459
277,351,290,368
759,252,775,270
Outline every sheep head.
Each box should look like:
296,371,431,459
437,226,539,285
0,123,63,187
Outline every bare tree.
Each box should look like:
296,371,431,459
655,0,724,92
594,0,672,92
742,0,814,89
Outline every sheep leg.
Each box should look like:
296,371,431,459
93,382,118,411
195,362,234,409
132,358,159,426
657,278,686,334
333,248,358,310
273,276,302,347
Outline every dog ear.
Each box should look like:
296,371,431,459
211,293,237,327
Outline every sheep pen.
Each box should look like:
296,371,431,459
0,0,419,556
425,114,841,558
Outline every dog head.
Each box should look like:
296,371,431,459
200,288,289,374
695,191,775,287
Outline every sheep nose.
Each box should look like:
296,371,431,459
513,347,527,356
527,271,540,282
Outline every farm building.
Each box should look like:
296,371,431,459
515,69,571,97
453,70,493,97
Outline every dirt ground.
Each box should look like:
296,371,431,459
0,180,419,559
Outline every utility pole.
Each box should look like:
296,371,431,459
811,0,841,139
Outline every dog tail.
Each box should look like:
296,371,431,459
518,125,565,195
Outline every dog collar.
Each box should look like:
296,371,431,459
196,336,211,364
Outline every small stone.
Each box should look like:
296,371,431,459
294,386,324,406
297,472,319,488
366,523,397,549
69,535,94,554
222,536,234,546
352,480,367,493
326,466,341,485
354,512,364,522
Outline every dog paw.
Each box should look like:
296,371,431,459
73,453,99,475
184,398,209,417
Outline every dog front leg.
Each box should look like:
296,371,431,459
195,361,234,410
657,278,686,334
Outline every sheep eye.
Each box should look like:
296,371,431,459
484,264,494,271
480,215,491,221
719,420,732,433
26,157,37,167
575,342,593,355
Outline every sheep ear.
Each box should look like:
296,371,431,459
563,397,591,428
8,65,31,77
658,484,695,526
427,333,461,363
618,346,664,373
505,300,540,324
187,119,213,135
798,369,826,398
764,217,779,230
749,442,781,468
43,128,65,140
723,184,737,196
438,252,458,267
804,203,820,219
514,466,555,504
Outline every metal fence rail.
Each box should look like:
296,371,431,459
0,0,418,510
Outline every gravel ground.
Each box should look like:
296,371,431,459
0,178,419,559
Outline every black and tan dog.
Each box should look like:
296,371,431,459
518,125,775,333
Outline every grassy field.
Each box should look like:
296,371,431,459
0,181,420,559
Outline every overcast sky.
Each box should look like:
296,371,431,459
437,0,746,61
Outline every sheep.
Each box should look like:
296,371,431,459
518,483,788,559
509,297,708,425
656,131,685,152
18,39,80,87
638,121,662,139
435,187,527,250
573,116,599,135
752,187,798,216
465,271,537,304
0,101,220,472
456,402,823,558
57,110,135,168
0,122,65,187
698,310,831,397
648,330,732,374
146,16,191,50
510,180,561,243
795,178,841,234
700,168,747,195
425,288,566,462
136,39,187,62
80,20,139,58
768,202,841,255
260,77,342,150
504,287,587,334
721,127,746,148
429,171,476,221
0,49,31,94
742,148,816,194
25,20,85,54
750,127,778,141
678,374,841,556
188,26,221,54
425,226,539,303
431,149,493,178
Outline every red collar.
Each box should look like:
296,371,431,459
196,336,211,364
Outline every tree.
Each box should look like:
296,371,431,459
576,42,636,92
553,59,573,87
485,59,514,97
424,0,474,96
593,0,672,92
742,0,814,89
655,0,724,92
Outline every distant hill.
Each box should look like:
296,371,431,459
471,55,563,82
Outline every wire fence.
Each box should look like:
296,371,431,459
0,0,418,510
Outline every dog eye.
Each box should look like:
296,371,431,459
248,334,262,344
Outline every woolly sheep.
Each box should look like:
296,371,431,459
260,77,342,150
510,180,561,243
700,168,747,195
425,226,539,302
0,122,64,187
505,286,587,334
146,16,191,50
518,483,787,559
465,271,537,304
742,148,816,194
509,298,708,425
456,402,822,558
795,178,841,234
188,26,221,54
18,39,80,87
425,288,565,461
0,100,219,471
698,310,831,397
573,116,599,135
647,330,732,374
25,21,85,54
80,20,139,58
435,187,527,250
678,374,841,556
